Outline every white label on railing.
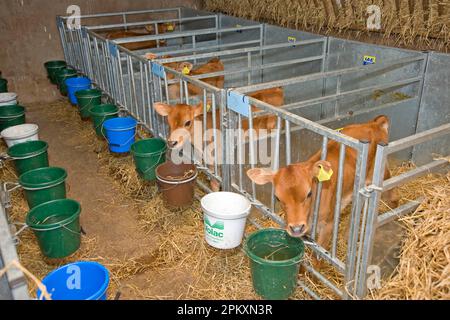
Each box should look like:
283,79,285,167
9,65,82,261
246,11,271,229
227,91,250,118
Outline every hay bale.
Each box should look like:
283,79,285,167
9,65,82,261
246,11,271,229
204,0,450,52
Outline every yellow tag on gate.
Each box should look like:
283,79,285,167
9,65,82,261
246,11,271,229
182,66,190,75
317,164,333,182
167,24,174,31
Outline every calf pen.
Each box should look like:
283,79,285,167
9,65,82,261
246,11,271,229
56,7,450,300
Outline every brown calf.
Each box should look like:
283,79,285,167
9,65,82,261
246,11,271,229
146,54,225,99
247,115,399,252
105,22,176,51
154,87,285,191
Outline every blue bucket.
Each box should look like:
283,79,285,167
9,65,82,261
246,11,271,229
37,261,109,300
103,117,137,153
65,77,91,105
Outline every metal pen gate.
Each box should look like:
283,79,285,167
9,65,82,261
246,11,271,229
56,7,450,300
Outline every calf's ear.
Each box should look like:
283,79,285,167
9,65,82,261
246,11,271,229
373,115,389,133
193,102,204,118
154,102,171,116
312,160,333,182
247,168,276,185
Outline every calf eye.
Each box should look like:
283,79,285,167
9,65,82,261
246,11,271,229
307,190,313,198
184,120,191,127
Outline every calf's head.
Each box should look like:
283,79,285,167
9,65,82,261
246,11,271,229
247,160,333,238
154,102,203,149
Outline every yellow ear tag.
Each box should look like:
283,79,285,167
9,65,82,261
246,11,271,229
182,66,190,75
317,164,333,182
167,24,174,31
206,104,212,112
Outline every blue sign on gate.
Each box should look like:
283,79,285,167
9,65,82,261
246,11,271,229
227,91,251,118
151,62,166,79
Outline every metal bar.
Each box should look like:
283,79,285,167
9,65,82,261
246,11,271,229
354,143,386,298
147,39,261,57
156,39,325,63
311,136,329,240
285,120,291,165
383,159,449,191
87,15,217,31
331,144,346,258
343,141,369,299
303,264,344,298
271,117,282,212
236,56,425,94
377,198,424,227
61,7,182,19
188,55,324,81
278,76,422,112
385,123,450,155
114,25,264,44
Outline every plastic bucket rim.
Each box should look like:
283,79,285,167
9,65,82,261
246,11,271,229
1,123,39,140
103,117,137,131
156,171,198,185
74,89,102,99
19,166,68,190
37,261,110,300
201,192,252,221
244,228,305,266
26,199,81,231
131,138,167,158
44,60,66,67
89,104,119,115
7,140,49,159
0,105,26,118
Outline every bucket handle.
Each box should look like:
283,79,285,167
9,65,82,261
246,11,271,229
156,172,198,192
79,95,101,112
0,153,12,166
4,182,21,193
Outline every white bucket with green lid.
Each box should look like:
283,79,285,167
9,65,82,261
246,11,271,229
201,192,251,250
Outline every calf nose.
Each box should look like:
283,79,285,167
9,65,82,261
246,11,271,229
167,140,178,148
289,224,306,236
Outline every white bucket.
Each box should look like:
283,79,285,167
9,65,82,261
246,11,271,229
201,192,251,250
1,124,39,147
0,92,17,106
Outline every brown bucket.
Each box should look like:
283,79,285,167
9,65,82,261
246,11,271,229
156,161,198,208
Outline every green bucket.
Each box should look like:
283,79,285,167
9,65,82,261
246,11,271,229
0,78,7,93
44,60,67,84
244,228,305,300
131,138,167,181
0,104,26,132
55,68,78,96
19,167,67,209
75,89,102,120
7,140,49,176
89,104,119,136
26,199,81,259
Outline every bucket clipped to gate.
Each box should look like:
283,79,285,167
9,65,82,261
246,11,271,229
244,228,304,300
56,68,78,96
201,192,251,250
44,60,67,84
131,138,167,181
156,161,197,207
102,117,137,153
89,104,119,136
7,140,49,176
65,77,91,105
75,89,102,120
0,105,25,132
19,167,67,209
0,92,17,106
1,123,39,147
37,262,110,300
26,199,81,259
0,78,7,93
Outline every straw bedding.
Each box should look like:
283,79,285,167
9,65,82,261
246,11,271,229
1,99,448,300
204,0,450,52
